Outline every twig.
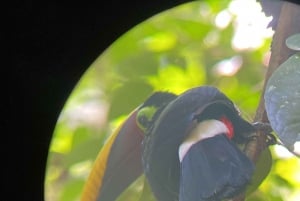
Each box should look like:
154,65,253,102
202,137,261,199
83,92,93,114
232,2,300,201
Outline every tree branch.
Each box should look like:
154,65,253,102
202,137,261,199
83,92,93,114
232,2,300,201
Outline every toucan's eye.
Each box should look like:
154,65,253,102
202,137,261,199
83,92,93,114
136,106,157,132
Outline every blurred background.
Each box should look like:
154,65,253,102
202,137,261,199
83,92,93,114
45,0,300,200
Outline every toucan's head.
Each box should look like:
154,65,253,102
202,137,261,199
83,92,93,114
81,86,255,201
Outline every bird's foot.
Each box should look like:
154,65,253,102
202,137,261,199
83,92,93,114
252,122,277,146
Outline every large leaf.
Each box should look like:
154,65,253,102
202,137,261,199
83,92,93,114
264,53,300,151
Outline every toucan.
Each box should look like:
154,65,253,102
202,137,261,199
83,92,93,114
81,86,255,201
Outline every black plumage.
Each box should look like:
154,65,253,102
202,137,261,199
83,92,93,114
142,86,255,201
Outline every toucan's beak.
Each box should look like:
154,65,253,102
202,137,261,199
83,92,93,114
81,109,144,201
81,92,177,201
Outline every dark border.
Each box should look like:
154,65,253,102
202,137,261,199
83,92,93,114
12,1,186,200
10,0,299,200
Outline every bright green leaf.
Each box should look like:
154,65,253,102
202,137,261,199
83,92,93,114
142,32,177,52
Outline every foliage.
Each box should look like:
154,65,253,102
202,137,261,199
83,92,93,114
45,0,300,201
265,53,300,151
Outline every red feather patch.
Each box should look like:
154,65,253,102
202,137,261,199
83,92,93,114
220,116,234,139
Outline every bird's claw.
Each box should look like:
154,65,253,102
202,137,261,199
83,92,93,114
251,122,277,146
252,122,273,133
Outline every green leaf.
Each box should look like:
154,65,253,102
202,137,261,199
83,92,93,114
65,135,102,167
108,81,153,120
138,178,156,201
264,54,300,151
246,148,272,195
147,64,206,94
59,179,85,201
116,175,145,201
142,31,177,52
286,33,300,51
